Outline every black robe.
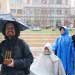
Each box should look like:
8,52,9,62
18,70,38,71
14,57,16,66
72,35,75,47
0,38,33,75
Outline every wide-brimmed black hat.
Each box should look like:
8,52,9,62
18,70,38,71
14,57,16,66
0,14,29,32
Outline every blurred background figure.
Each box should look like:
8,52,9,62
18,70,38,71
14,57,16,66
72,31,75,75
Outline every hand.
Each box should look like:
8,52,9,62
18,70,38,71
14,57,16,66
3,59,12,65
7,59,14,67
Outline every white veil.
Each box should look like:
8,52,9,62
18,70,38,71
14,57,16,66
30,43,66,75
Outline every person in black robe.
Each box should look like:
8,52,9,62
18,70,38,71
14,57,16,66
0,21,33,75
72,34,75,75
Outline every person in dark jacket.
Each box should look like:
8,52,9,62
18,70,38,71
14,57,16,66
72,34,75,75
0,21,33,75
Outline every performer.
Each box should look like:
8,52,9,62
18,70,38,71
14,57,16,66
0,21,33,75
30,43,66,75
52,26,73,75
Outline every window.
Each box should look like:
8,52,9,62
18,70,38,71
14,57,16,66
41,9,47,15
56,0,62,4
50,19,54,26
56,20,61,26
65,9,70,15
41,0,47,4
34,8,40,16
25,8,33,16
50,9,55,15
17,9,22,14
56,9,62,15
10,0,22,4
48,0,55,4
10,9,16,14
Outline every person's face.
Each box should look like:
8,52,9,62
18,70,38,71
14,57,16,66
5,23,16,38
60,28,65,35
44,47,50,55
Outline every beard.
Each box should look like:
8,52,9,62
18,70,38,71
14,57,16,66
6,32,15,40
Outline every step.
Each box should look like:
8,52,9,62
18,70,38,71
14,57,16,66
20,33,59,36
26,42,54,47
0,33,58,47
19,36,58,40
20,32,59,35
22,39,55,42
20,35,57,38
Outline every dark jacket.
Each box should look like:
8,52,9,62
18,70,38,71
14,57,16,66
0,38,33,75
72,35,75,47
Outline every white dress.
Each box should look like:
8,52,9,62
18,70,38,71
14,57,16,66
30,54,66,75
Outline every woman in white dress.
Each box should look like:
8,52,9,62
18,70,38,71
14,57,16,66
30,43,66,75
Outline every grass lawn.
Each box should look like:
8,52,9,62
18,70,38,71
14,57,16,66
22,28,74,35
0,29,74,35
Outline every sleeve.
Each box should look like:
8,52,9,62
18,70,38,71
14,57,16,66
14,41,34,69
58,60,66,75
52,38,59,54
0,44,3,64
70,39,75,75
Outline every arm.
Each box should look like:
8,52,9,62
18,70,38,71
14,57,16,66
52,38,58,55
0,44,3,64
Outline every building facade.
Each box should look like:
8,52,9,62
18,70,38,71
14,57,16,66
70,0,75,27
0,0,10,13
24,0,72,28
9,0,25,23
0,0,74,27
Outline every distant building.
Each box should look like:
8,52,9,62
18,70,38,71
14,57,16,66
0,0,75,27
23,0,72,28
70,0,75,27
0,0,10,14
9,0,25,23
